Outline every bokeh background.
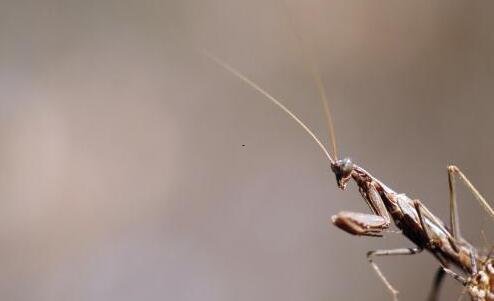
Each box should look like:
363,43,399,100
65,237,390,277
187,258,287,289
1,1,494,300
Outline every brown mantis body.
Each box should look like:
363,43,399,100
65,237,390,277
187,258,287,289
205,53,494,300
331,159,494,300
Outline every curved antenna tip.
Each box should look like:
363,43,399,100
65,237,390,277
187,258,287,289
202,51,335,164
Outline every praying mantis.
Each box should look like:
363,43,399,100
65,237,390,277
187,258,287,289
203,45,494,301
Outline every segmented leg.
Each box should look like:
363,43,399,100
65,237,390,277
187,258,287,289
448,165,494,226
331,211,390,237
428,267,445,301
332,183,392,237
443,267,468,285
448,166,461,239
413,200,439,245
367,247,422,301
427,267,468,301
414,200,472,300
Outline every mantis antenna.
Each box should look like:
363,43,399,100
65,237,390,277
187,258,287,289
309,55,339,162
280,0,339,161
203,51,335,165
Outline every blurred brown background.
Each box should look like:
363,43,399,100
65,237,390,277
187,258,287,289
1,0,493,300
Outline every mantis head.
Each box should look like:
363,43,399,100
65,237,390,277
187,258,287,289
331,158,354,190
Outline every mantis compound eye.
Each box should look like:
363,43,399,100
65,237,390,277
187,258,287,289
340,158,353,174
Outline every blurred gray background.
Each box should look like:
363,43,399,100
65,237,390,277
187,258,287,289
1,0,493,300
